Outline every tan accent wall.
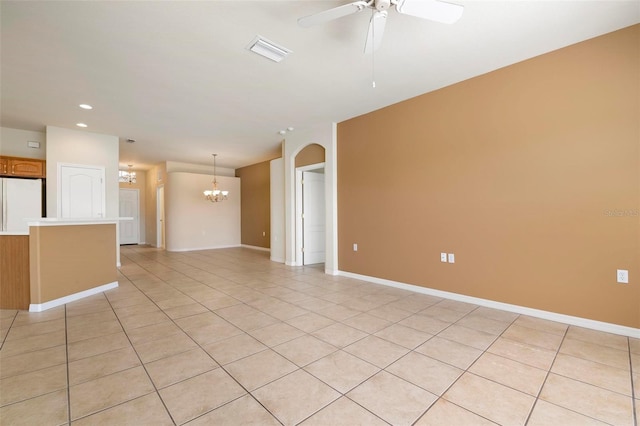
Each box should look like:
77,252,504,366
338,25,639,328
236,160,271,248
295,144,325,168
30,224,117,304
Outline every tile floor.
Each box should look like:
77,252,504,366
0,246,638,425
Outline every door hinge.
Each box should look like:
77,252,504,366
301,247,304,252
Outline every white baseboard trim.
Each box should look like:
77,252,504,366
167,244,241,253
117,262,122,268
338,270,640,338
29,281,119,312
241,244,270,252
271,257,285,263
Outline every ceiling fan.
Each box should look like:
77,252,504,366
298,0,464,54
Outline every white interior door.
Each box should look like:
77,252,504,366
157,185,165,249
119,188,139,245
302,171,325,265
60,164,105,218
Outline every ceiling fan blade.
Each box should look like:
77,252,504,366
395,0,463,24
364,10,387,54
298,1,369,28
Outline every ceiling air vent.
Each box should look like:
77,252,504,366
247,35,292,63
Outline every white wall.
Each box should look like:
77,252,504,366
0,127,46,159
283,123,338,274
166,160,235,177
165,172,240,251
270,158,285,263
45,126,119,219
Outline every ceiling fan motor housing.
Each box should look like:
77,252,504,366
375,0,391,11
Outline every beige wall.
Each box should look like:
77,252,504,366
236,160,271,248
338,25,639,328
0,127,46,159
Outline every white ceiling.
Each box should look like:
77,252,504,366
1,1,638,170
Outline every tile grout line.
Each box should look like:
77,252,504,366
64,305,71,426
628,336,637,426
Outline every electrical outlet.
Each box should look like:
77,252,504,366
262,231,266,237
353,243,358,252
617,269,628,284
440,253,447,263
448,253,455,263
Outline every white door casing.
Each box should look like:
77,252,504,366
301,169,326,265
157,185,165,249
59,164,105,218
119,188,139,245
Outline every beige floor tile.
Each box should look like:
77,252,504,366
0,364,67,406
156,295,196,310
386,295,442,313
415,336,482,369
437,324,498,351
527,399,609,426
414,398,497,425
513,316,568,336
184,320,244,345
487,337,557,370
72,393,173,426
0,345,66,379
347,371,437,425
455,314,511,335
551,353,632,396
420,306,468,323
434,300,477,313
69,346,141,385
262,304,309,321
174,311,225,331
249,322,305,347
6,319,66,341
565,326,629,351
159,368,246,425
374,324,433,349
314,304,360,321
539,373,633,425
0,329,65,358
469,352,547,396
342,313,392,334
225,349,298,391
398,314,451,335
300,396,388,426
67,331,130,362
0,389,68,426
629,337,640,354
119,311,171,330
70,366,155,420
113,301,161,319
387,351,463,396
253,369,340,425
285,312,335,333
296,297,337,312
215,304,260,320
200,295,242,310
366,304,413,322
273,334,338,367
443,372,535,426
125,321,184,345
559,337,630,370
163,303,210,319
202,333,267,365
133,332,198,363
66,319,123,343
502,324,564,351
145,347,218,389
312,323,368,348
305,350,380,394
185,394,280,425
226,311,280,332
470,306,519,323
12,307,65,327
343,335,409,368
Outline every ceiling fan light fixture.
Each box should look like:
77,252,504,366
247,36,292,62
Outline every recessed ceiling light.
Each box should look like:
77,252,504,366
79,104,93,110
76,123,88,128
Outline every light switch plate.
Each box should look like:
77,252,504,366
448,253,455,263
353,243,358,252
440,253,447,262
617,269,628,284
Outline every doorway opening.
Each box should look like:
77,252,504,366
295,163,325,266
157,185,165,249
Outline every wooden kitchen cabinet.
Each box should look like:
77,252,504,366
0,156,45,178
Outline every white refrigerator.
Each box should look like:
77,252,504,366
0,178,43,232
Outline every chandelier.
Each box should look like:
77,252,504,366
203,154,229,202
118,164,136,184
